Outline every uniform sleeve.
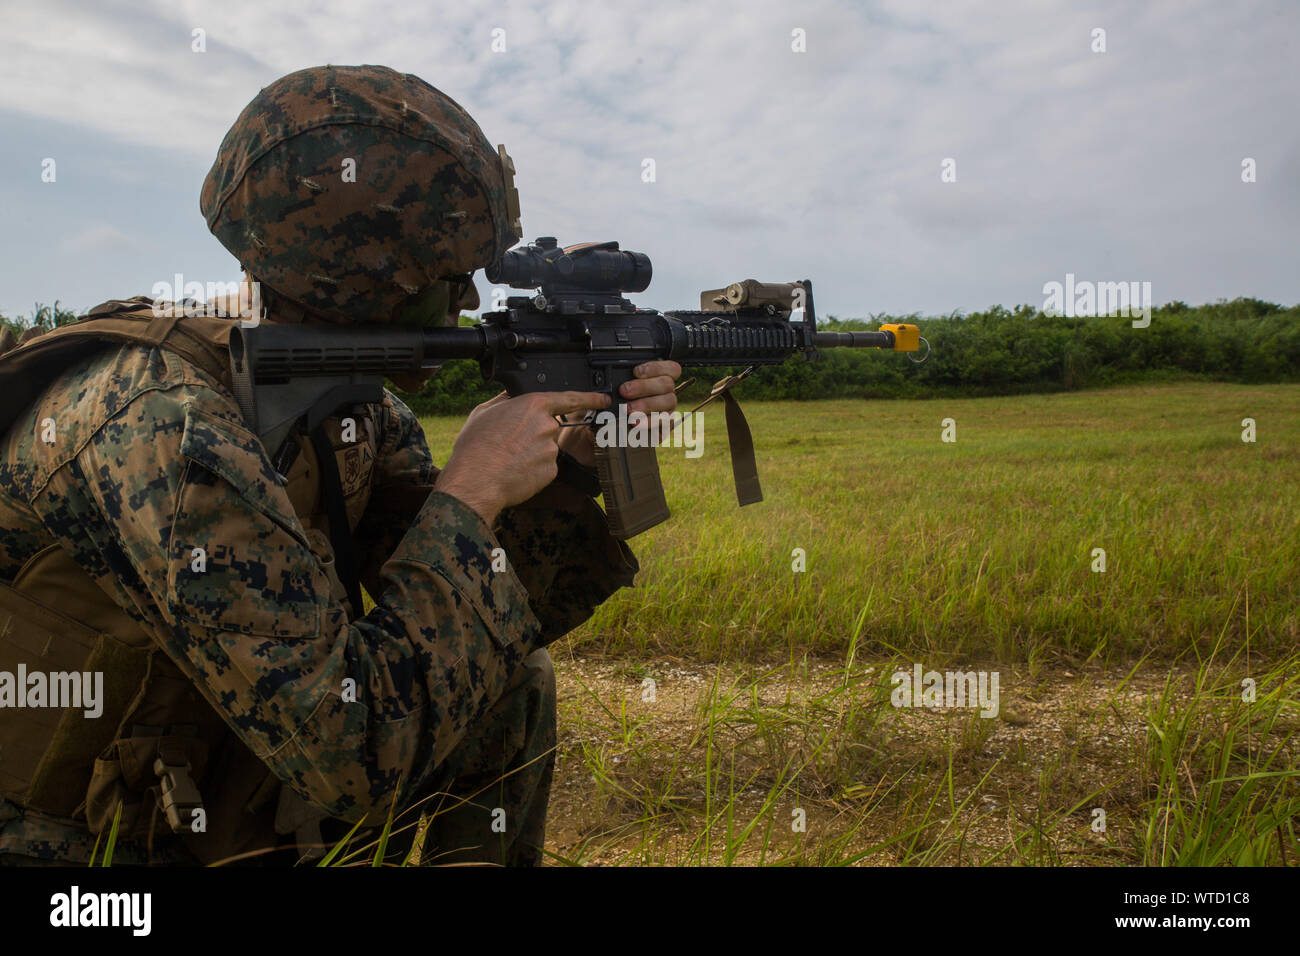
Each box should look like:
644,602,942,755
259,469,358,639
490,481,640,640
38,384,547,823
351,393,441,602
354,392,639,643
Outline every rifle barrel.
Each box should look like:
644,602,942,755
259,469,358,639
812,330,894,349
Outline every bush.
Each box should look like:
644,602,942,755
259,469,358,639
2,301,79,337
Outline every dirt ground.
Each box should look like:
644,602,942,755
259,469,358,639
542,654,1232,865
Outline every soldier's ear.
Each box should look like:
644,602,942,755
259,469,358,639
389,282,453,328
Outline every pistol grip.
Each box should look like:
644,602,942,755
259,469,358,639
593,443,670,539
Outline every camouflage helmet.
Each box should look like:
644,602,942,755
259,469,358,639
200,64,522,323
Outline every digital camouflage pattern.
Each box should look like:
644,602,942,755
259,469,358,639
0,63,612,865
392,647,556,866
0,339,638,864
200,64,522,323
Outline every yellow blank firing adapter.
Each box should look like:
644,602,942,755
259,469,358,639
879,323,919,351
880,323,930,363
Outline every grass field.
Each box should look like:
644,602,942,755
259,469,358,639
421,382,1299,665
408,382,1300,866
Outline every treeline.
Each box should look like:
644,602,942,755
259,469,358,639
1,302,80,337
4,298,1297,414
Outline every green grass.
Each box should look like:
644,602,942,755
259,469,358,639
421,382,1300,665
404,383,1299,866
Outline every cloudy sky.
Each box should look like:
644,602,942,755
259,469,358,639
1,0,1296,321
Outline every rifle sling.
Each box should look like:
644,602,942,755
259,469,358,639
720,389,762,506
307,427,365,617
686,369,763,506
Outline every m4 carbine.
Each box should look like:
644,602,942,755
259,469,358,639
230,237,925,539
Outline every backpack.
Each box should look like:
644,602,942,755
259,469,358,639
0,297,235,435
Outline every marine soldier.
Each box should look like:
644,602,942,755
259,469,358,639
0,64,682,865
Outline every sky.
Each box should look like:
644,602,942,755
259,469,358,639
1,0,1297,321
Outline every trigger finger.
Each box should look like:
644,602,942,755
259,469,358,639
621,375,676,399
544,390,612,418
635,360,682,381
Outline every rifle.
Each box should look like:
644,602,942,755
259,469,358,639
230,237,927,540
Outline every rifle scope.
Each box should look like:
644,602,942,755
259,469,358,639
486,237,652,294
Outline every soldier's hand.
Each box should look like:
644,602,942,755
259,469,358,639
557,360,684,468
436,390,612,525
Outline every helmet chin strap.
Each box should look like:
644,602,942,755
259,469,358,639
236,272,269,324
453,275,481,312
247,274,342,325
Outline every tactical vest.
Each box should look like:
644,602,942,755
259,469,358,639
0,299,379,862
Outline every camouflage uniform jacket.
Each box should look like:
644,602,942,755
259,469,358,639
0,338,638,861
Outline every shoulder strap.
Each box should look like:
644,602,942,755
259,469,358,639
0,298,237,435
307,426,364,617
